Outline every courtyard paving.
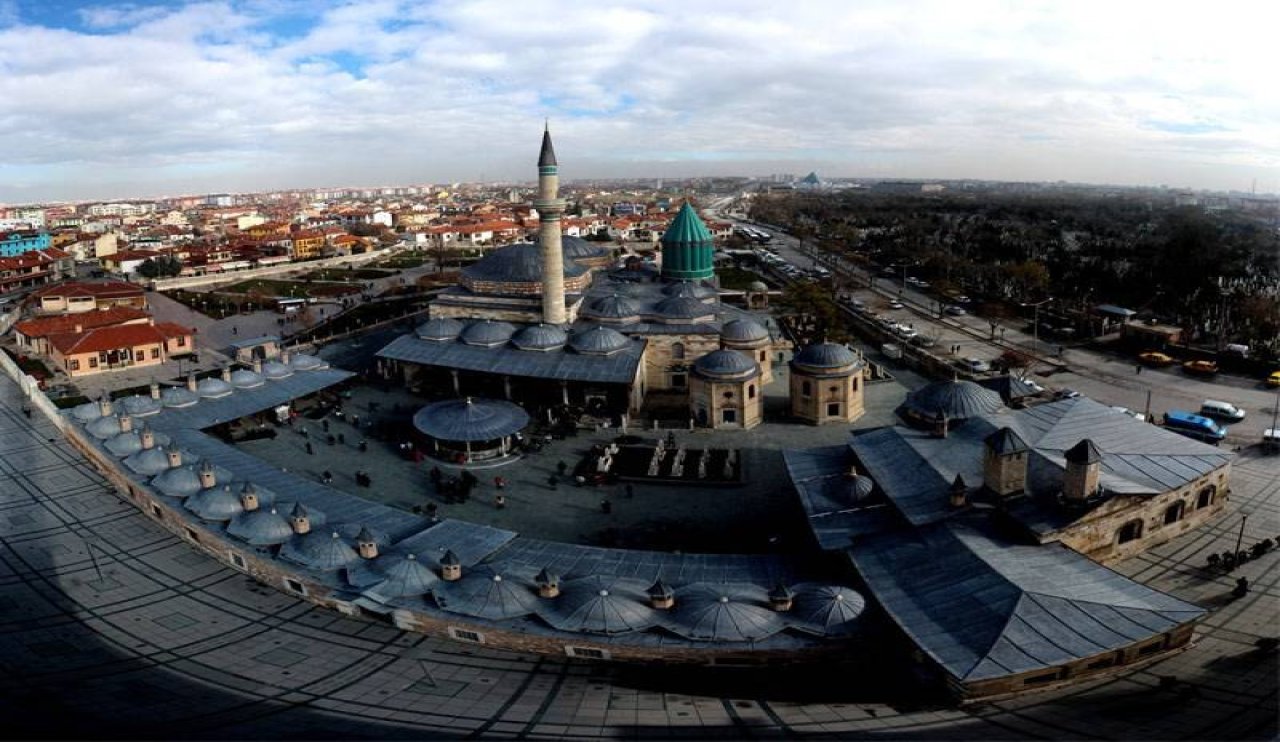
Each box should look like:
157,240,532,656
0,367,1275,738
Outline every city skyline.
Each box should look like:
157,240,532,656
1,0,1277,202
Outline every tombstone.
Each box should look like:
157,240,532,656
697,447,710,479
670,446,686,477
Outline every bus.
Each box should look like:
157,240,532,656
1162,410,1226,444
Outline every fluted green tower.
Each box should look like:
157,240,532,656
660,202,714,281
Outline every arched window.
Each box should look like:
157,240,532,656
671,342,685,360
1163,501,1185,525
1196,485,1216,509
1117,519,1144,544
801,380,812,397
748,385,756,399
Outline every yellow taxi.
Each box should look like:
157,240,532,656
1182,359,1219,376
1267,370,1280,388
1138,351,1175,366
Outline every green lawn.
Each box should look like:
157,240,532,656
300,268,394,282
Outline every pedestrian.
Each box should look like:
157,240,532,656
327,434,336,446
322,470,332,484
232,326,238,335
1233,576,1250,598
430,466,442,485
352,414,360,427
323,419,330,431
494,476,506,490
1136,364,1142,374
625,484,634,499
358,439,367,452
495,494,506,509
556,460,568,475
600,499,612,514
305,441,314,455
547,474,558,490
338,433,346,445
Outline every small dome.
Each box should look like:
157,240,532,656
694,349,759,380
459,320,516,347
584,294,640,322
124,445,189,476
70,400,105,423
432,566,538,620
748,280,769,292
261,360,293,379
902,380,1005,422
720,319,769,344
160,386,199,408
185,484,245,521
510,323,568,351
416,317,465,342
229,369,265,389
792,585,866,636
654,296,714,319
792,343,860,371
104,428,171,458
569,325,631,355
119,394,162,417
662,281,717,300
227,507,294,546
541,576,657,635
280,531,361,571
849,474,875,502
288,353,326,370
85,414,124,440
368,553,439,598
152,464,207,499
669,584,785,642
196,376,234,398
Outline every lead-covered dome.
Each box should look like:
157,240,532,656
227,506,294,546
229,368,265,389
288,352,326,370
461,242,588,283
654,296,714,320
541,576,658,635
412,398,531,442
569,325,631,355
196,376,234,398
694,349,759,380
459,320,516,347
416,317,465,342
280,531,360,571
432,567,538,621
124,444,191,476
583,294,640,323
662,281,717,300
85,413,125,440
185,484,246,521
161,386,199,408
262,360,293,379
669,584,785,642
720,318,769,344
510,323,568,351
792,342,860,371
901,379,1005,422
119,394,162,417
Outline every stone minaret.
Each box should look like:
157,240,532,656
535,124,567,325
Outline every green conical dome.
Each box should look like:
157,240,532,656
660,202,714,280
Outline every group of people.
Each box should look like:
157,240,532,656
429,466,478,503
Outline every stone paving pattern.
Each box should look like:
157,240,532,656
0,372,1275,738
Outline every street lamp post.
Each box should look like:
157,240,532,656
1030,297,1054,353
1233,510,1251,559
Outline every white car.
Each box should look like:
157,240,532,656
1022,379,1046,394
889,300,904,309
960,357,991,373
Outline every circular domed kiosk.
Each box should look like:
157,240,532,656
720,318,774,383
789,342,866,425
690,349,762,429
412,397,531,464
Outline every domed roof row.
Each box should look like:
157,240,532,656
414,319,634,356
579,292,718,324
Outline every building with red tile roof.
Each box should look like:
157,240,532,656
14,306,152,355
46,320,194,377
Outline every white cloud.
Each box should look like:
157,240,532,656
0,0,1277,201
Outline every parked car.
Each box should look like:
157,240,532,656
888,300,904,309
909,334,937,348
943,305,966,316
1182,360,1219,376
1055,388,1081,400
1267,370,1280,388
959,357,991,373
1138,351,1175,366
1022,379,1046,394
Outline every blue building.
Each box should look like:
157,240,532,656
1,230,52,257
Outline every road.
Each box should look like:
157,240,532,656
710,203,1280,445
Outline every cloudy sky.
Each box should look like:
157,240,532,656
0,0,1276,202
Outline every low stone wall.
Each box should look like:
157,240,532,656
151,248,395,292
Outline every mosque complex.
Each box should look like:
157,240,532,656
43,128,1247,706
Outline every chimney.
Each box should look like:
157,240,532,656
118,413,133,433
251,358,263,374
97,393,113,417
280,350,291,364
165,447,182,468
139,425,155,449
647,579,674,610
440,549,461,580
186,373,197,392
356,526,378,559
983,427,1029,497
221,365,232,383
240,483,260,511
768,581,794,612
1063,439,1102,501
149,381,161,400
949,474,968,508
931,410,949,438
535,568,560,598
198,460,217,489
290,502,311,535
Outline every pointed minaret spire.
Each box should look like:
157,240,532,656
535,124,567,325
538,121,557,168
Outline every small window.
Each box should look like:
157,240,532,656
671,342,685,360
748,385,756,399
1196,486,1216,509
829,385,839,393
284,578,307,596
1163,501,1184,525
88,357,98,368
852,377,859,391
801,380,811,397
721,409,737,424
449,627,485,644
1086,656,1116,670
183,527,199,542
670,373,686,388
1137,640,1164,656
70,359,81,371
177,336,186,347
1024,670,1061,685
723,390,734,399
759,351,766,361
1117,519,1143,544
151,348,160,359
565,646,610,660
827,403,841,417
229,552,247,570
150,503,163,519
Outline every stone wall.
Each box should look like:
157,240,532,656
789,368,865,425
643,333,720,391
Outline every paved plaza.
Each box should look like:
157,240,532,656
0,369,1275,738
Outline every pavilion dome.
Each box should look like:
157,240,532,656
510,323,568,352
848,474,876,503
459,320,516,347
541,576,658,635
694,349,760,380
160,386,199,408
104,428,171,458
227,507,294,546
288,353,326,371
792,343,860,371
902,379,1005,421
261,360,293,379
412,398,530,442
416,317,465,342
280,531,361,571
569,325,630,355
119,394,162,417
229,368,265,389
185,484,245,521
720,319,769,344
